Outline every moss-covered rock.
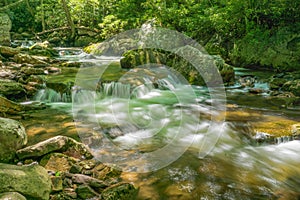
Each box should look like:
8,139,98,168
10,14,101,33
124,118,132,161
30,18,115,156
0,117,27,162
101,183,139,200
120,47,235,86
0,79,26,100
0,46,20,57
0,163,51,200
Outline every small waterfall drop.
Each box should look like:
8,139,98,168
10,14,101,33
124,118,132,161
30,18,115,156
34,89,72,103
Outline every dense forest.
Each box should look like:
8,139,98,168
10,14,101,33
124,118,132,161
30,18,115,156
1,0,300,71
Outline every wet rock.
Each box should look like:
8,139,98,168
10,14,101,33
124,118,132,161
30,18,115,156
292,124,300,139
76,184,99,199
282,80,300,96
0,79,26,99
51,176,63,192
29,41,59,57
0,192,27,200
71,173,108,190
0,46,20,57
120,47,235,86
13,53,48,65
92,163,121,181
101,182,139,200
0,96,25,115
0,13,11,46
239,76,256,87
0,163,51,200
249,88,265,94
0,117,27,162
41,153,77,172
16,135,93,160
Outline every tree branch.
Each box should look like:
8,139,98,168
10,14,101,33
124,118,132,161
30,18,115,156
0,0,25,12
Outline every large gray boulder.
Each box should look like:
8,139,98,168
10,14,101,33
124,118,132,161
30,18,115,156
0,13,11,46
0,117,27,162
0,163,51,200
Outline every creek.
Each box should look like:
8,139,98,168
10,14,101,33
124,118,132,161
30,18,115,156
20,49,300,199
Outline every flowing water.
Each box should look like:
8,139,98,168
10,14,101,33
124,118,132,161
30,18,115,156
20,52,300,199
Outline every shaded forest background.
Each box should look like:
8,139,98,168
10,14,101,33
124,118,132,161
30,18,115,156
1,0,300,71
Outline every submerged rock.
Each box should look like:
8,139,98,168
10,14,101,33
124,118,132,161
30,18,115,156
0,117,27,162
16,135,93,160
0,163,51,200
101,182,139,200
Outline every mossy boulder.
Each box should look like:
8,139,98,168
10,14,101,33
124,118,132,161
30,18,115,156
0,117,27,163
120,46,235,86
0,79,26,100
101,183,139,200
0,163,51,200
0,46,20,57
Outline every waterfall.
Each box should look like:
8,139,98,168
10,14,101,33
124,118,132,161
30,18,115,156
34,89,72,103
102,82,131,98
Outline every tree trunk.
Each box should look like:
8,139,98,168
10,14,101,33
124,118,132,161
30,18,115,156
41,0,45,31
61,0,75,40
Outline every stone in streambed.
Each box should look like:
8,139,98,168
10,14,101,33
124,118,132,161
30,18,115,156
16,135,93,160
0,79,26,100
76,184,100,199
0,117,27,162
0,163,51,200
0,96,25,115
0,46,20,57
101,182,139,200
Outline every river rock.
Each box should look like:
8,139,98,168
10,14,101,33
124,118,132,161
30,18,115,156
101,182,139,200
0,163,51,200
16,135,93,160
0,78,26,100
13,53,48,65
0,117,27,162
29,41,59,57
0,13,11,46
76,184,100,199
0,192,27,200
120,46,235,86
0,96,25,115
0,46,20,57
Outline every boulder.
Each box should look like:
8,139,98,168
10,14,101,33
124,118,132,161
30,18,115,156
0,163,51,200
0,46,20,57
0,79,26,100
0,117,27,162
16,135,93,160
29,41,59,57
0,192,26,200
0,96,25,115
120,47,235,86
0,13,11,46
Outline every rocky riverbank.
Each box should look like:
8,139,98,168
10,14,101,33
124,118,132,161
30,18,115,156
0,117,138,200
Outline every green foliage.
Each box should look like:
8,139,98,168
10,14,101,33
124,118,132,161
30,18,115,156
98,15,127,39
